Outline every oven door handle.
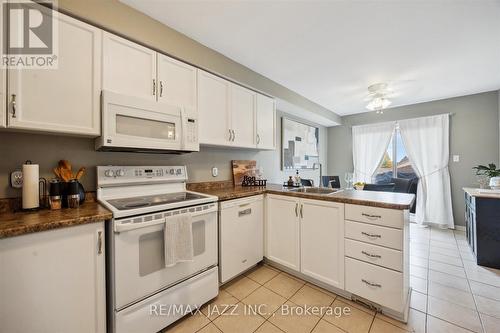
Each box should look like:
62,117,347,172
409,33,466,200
114,217,166,233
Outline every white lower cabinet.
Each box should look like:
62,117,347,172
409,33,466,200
265,194,300,271
220,195,264,283
0,222,106,333
265,195,344,288
300,199,344,289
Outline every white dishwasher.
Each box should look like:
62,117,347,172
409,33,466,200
219,195,264,283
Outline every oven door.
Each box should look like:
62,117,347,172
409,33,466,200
112,203,218,310
99,90,183,151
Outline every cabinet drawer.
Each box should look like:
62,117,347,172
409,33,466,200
345,220,403,250
345,239,402,271
345,204,403,229
345,257,405,312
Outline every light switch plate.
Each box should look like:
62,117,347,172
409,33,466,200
10,170,23,188
211,167,218,177
453,155,460,162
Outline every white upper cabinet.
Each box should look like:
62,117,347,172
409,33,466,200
197,69,276,149
230,84,256,148
157,54,197,111
300,199,345,289
102,32,156,100
198,70,231,146
256,94,276,149
7,6,101,136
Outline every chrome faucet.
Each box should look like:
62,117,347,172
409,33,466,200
313,162,322,187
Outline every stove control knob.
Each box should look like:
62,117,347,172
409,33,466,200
116,170,125,177
169,169,175,175
104,169,115,177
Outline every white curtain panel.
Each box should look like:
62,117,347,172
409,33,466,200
352,122,395,183
399,114,454,228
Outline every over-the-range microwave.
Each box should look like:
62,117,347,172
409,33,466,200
95,91,199,153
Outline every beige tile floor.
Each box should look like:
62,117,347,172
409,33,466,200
163,225,500,333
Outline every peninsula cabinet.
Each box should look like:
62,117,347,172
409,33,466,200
0,222,106,333
197,69,276,149
102,32,197,113
464,189,500,269
265,194,344,288
6,5,101,136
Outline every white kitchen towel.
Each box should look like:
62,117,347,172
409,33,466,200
164,214,194,267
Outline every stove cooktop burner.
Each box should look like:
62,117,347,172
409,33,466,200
107,192,208,211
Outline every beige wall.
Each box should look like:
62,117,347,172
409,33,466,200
327,91,500,227
55,0,340,125
0,111,327,198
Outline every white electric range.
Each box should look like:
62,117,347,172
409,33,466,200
97,166,219,333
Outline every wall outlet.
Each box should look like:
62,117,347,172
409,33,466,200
453,155,460,162
211,167,218,177
10,170,23,188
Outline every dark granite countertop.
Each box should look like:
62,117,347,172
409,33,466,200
0,201,112,239
190,182,415,210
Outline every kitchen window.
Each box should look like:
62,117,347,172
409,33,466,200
374,129,417,183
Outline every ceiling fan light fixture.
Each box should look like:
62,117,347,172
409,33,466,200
366,96,392,111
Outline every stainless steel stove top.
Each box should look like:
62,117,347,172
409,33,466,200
106,192,208,211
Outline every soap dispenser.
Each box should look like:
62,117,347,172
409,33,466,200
294,169,301,186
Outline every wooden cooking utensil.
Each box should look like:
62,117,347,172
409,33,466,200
75,167,86,181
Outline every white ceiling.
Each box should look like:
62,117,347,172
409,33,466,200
122,0,500,116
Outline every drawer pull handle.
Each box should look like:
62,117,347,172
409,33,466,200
238,208,252,217
361,250,381,259
362,279,382,288
361,232,382,239
362,213,382,219
295,203,298,217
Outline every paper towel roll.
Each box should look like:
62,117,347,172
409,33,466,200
22,162,39,209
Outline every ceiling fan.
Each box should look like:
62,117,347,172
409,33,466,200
364,80,415,114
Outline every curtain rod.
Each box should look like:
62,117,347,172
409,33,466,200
347,112,454,129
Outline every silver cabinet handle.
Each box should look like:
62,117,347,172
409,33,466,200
256,134,260,145
295,203,298,217
362,250,381,258
160,80,164,97
361,231,382,239
232,129,236,141
300,204,303,218
238,208,252,217
152,79,156,96
228,129,233,141
97,231,103,255
362,213,382,219
362,279,381,288
11,94,16,118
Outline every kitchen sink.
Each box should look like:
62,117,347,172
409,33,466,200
290,187,338,194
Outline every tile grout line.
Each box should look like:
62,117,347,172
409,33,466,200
455,231,486,333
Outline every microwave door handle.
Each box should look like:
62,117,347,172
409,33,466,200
115,217,166,233
180,107,186,149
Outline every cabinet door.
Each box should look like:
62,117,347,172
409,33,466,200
300,199,345,289
220,196,264,283
230,83,256,148
265,194,300,270
7,8,101,136
197,70,231,146
256,94,276,149
0,222,106,333
102,32,156,100
157,54,197,111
